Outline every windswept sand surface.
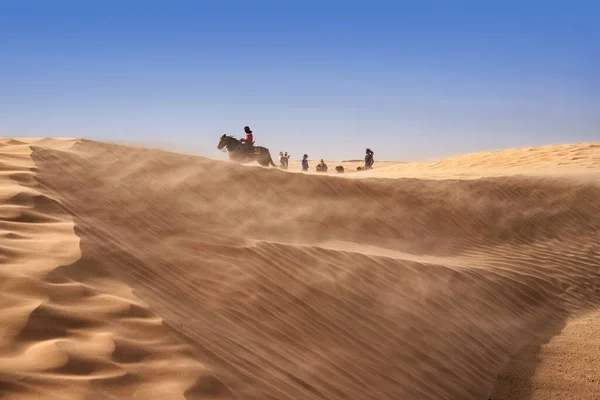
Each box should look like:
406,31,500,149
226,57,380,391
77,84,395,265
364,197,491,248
1,138,600,399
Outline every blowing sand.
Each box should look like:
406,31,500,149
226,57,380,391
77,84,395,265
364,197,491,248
1,138,599,399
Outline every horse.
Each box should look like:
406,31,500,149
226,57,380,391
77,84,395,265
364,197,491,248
217,134,276,167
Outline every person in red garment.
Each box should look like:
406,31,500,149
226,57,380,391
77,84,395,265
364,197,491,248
240,126,254,152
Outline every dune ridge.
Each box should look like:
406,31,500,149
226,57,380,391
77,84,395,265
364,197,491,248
4,139,593,399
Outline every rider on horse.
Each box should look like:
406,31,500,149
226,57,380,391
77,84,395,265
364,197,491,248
239,126,254,152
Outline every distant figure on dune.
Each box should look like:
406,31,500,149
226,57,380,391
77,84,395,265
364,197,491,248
302,154,309,172
365,148,374,170
283,151,290,169
316,159,328,172
335,165,344,173
278,152,292,169
279,152,285,168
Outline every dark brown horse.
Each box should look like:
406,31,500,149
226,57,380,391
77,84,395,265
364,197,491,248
217,134,276,167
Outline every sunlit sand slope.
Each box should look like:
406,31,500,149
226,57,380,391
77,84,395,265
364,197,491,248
289,142,600,180
0,138,225,400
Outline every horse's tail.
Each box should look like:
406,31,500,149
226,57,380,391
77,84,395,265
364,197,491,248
268,153,276,167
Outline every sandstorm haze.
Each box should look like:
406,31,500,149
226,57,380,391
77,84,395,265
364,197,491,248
1,1,599,400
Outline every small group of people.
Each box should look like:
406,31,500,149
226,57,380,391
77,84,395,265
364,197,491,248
238,126,374,172
278,151,290,169
298,156,328,172
301,155,327,172
290,149,374,173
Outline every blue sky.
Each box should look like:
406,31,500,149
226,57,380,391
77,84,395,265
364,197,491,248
1,0,598,161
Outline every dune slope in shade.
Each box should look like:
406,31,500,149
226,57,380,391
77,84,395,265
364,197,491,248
0,139,225,400
27,140,600,399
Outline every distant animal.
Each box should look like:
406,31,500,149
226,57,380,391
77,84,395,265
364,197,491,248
217,134,276,167
335,166,344,173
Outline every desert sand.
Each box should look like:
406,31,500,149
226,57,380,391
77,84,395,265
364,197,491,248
1,138,599,399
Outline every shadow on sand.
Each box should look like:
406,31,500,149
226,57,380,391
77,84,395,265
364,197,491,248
488,316,568,400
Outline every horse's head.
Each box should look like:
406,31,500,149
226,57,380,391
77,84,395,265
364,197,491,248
217,134,229,151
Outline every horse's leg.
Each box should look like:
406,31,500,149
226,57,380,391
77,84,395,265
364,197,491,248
259,151,276,167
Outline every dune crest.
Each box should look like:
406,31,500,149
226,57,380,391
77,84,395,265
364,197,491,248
1,138,600,399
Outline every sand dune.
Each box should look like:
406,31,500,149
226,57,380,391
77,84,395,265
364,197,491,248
1,138,600,399
0,139,217,400
289,142,600,180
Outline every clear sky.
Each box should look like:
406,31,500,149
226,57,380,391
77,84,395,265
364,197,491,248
1,0,598,161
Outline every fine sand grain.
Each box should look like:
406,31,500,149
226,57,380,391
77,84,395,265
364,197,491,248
1,138,599,399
